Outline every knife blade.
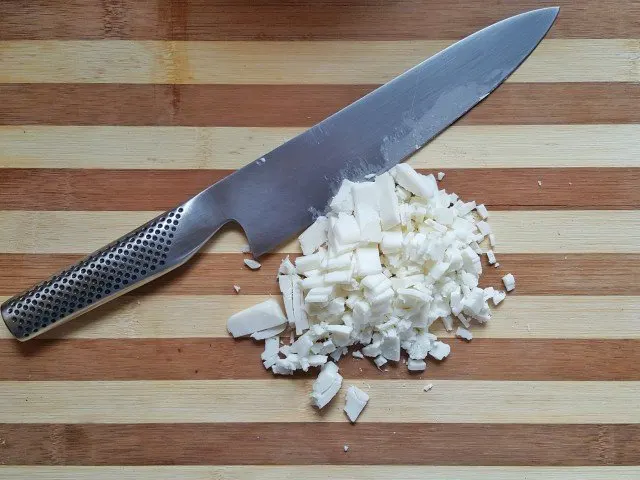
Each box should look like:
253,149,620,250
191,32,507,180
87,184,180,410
1,7,558,340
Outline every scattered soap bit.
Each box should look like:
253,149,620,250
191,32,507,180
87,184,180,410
227,299,286,338
537,180,542,187
502,273,516,292
437,171,445,181
455,326,473,341
343,444,349,452
244,259,262,270
233,285,241,293
344,385,369,423
423,383,434,392
475,203,489,220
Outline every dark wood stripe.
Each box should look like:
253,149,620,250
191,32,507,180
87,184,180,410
0,0,637,40
2,338,639,381
1,83,638,127
2,423,639,465
0,253,637,296
1,168,637,211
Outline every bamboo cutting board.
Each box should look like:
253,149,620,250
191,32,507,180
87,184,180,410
0,1,639,478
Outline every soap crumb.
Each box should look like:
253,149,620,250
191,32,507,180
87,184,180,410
244,259,262,270
344,444,349,452
233,285,241,293
423,383,434,392
437,172,445,181
537,180,542,187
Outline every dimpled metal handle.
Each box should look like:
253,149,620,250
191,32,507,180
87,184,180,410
1,187,230,341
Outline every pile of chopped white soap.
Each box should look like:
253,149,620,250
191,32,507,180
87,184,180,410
228,164,515,422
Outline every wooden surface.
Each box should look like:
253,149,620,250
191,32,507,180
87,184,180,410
0,1,639,478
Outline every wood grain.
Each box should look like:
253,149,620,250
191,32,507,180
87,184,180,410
0,253,637,296
2,338,639,381
1,168,637,211
2,466,640,480
2,380,639,423
2,211,637,254
0,295,634,340
3,125,639,170
2,423,640,465
0,0,638,474
2,40,637,84
1,0,638,40
1,83,639,126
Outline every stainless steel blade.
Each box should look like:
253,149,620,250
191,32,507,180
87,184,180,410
212,7,558,256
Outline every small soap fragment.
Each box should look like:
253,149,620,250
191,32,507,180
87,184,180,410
428,341,451,360
423,383,433,392
344,385,370,423
455,327,473,341
502,273,516,292
227,299,286,337
476,204,489,219
244,259,262,270
376,173,401,230
393,164,437,198
233,285,241,293
330,180,355,213
355,247,383,276
374,355,388,369
299,216,328,255
486,250,497,265
251,323,287,340
407,359,426,371
344,444,349,452
278,256,297,275
437,172,445,181
352,350,364,359
492,290,507,305
311,362,343,409
476,221,491,236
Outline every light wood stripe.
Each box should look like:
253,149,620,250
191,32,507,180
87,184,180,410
1,253,635,296
1,0,637,40
1,40,637,84
2,466,639,480
2,380,639,424
0,295,635,340
1,211,636,254
2,83,639,126
3,338,639,381
3,168,638,211
2,125,638,170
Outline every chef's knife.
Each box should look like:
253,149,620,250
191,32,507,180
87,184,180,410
1,7,558,340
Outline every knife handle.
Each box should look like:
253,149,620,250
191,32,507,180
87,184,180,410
1,190,230,341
